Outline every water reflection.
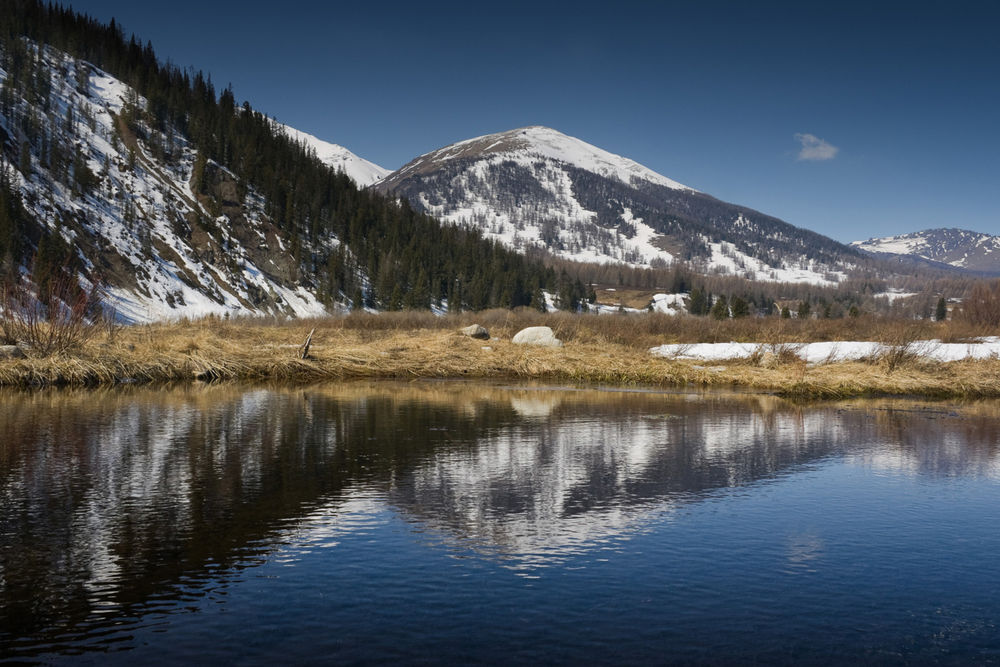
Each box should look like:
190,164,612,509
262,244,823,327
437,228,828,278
1,382,999,657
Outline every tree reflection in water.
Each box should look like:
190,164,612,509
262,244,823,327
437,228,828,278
1,382,998,656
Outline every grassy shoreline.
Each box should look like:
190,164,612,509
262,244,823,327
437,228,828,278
1,315,999,399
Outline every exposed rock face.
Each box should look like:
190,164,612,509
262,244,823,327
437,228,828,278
0,345,26,359
512,326,563,347
460,324,490,340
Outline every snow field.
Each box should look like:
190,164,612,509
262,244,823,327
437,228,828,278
650,337,1000,363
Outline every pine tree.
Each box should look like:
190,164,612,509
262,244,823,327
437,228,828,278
192,150,208,193
404,267,430,309
711,294,730,320
688,287,707,316
530,286,547,312
935,297,947,321
18,139,31,175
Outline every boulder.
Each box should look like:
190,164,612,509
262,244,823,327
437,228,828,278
759,350,779,368
0,345,26,360
512,326,563,347
460,324,490,340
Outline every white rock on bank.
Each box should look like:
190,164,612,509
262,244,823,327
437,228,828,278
512,326,563,347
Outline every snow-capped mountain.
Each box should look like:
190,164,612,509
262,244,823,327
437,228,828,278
274,122,388,187
384,125,695,193
2,27,559,322
852,228,1000,274
375,126,860,285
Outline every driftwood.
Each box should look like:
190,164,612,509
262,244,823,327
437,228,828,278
299,328,315,359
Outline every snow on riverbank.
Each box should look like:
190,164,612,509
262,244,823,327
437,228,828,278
650,338,1000,363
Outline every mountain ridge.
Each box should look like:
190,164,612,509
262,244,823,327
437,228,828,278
375,125,862,285
852,228,1000,274
4,2,986,328
0,10,551,322
382,126,695,192
274,121,389,187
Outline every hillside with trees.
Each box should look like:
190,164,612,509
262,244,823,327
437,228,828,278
0,0,555,317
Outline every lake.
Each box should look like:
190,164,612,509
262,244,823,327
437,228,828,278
2,382,999,664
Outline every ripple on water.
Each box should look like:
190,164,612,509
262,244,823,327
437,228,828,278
2,385,1000,663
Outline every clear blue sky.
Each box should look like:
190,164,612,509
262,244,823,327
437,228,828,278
70,0,998,243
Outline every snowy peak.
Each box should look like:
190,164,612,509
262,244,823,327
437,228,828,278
852,228,1000,273
376,126,858,285
385,126,694,192
274,122,389,187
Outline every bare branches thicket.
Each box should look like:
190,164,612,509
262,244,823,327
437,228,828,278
958,281,1000,329
1,272,103,355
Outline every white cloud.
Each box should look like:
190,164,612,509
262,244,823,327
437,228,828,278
794,133,839,161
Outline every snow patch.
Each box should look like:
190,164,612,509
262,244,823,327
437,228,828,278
650,337,1000,363
651,293,687,314
273,122,389,187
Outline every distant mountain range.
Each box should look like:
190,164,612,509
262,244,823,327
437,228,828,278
852,228,1000,274
3,3,990,325
374,126,863,285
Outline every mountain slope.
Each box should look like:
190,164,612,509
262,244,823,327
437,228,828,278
1,3,553,322
1,42,327,321
274,122,388,187
852,228,1000,274
375,126,861,285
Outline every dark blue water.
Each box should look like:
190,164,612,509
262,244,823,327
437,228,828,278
2,383,999,664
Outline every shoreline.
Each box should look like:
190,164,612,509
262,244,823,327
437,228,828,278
1,324,999,399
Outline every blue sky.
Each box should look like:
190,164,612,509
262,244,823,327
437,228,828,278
71,0,998,243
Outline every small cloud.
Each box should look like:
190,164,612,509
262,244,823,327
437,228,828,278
794,133,838,161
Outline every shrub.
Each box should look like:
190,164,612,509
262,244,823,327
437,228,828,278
868,322,926,373
1,273,103,356
958,281,1000,329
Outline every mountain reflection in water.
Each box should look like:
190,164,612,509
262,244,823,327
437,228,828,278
1,382,999,660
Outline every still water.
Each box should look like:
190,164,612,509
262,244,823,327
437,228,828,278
2,382,1000,664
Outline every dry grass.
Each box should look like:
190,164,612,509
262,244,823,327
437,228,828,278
283,309,997,349
0,313,998,398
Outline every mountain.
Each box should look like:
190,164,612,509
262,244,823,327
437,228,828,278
0,3,552,322
274,122,389,187
375,126,863,285
852,228,1000,274
0,43,331,321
